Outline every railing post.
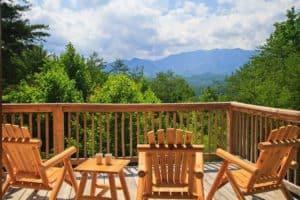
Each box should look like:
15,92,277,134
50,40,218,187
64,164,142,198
53,105,64,154
226,107,234,153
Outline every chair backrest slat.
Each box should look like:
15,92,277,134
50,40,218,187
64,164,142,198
157,129,167,183
3,124,31,138
174,129,183,183
255,125,300,183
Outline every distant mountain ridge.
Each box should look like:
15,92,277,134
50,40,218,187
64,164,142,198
123,48,256,76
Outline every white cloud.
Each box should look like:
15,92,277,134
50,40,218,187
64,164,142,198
25,0,300,60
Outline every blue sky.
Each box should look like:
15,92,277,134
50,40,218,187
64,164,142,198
26,0,299,61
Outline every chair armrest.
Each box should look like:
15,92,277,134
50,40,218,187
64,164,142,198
194,152,204,178
137,152,147,177
216,148,258,173
42,147,77,169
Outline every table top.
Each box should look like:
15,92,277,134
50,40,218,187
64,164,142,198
75,158,130,173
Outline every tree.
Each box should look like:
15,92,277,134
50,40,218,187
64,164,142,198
3,61,83,103
150,71,195,103
60,43,92,100
110,59,129,74
199,87,219,102
2,0,49,86
225,8,300,109
11,45,48,82
89,74,160,103
86,52,108,87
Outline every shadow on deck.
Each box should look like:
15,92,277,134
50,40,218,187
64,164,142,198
3,162,295,200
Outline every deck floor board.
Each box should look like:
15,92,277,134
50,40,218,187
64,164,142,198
3,163,295,200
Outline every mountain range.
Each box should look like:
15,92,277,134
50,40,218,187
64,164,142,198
123,48,256,77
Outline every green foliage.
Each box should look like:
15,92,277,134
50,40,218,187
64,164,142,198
89,74,160,103
86,52,108,87
150,71,195,103
2,0,49,86
223,8,300,109
199,87,219,102
3,62,83,103
60,43,93,100
11,45,48,81
110,59,129,74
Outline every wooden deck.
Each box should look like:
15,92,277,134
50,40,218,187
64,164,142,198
3,162,296,200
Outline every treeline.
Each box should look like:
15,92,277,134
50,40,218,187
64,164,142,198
2,1,299,110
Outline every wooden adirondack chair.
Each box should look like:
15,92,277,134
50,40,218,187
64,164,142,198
2,125,78,200
207,125,300,200
136,128,204,200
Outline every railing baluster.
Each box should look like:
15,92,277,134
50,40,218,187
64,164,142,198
29,113,33,133
264,117,268,140
121,112,125,157
245,114,249,160
106,113,110,153
37,113,41,140
254,115,258,161
129,113,133,157
233,112,238,154
238,112,242,155
45,113,49,158
250,115,254,162
143,112,147,143
213,111,218,150
136,112,140,144
208,112,211,153
115,112,118,157
68,112,71,139
76,112,79,159
200,112,204,145
99,113,102,153
259,115,263,142
242,113,246,157
91,113,95,156
83,113,87,158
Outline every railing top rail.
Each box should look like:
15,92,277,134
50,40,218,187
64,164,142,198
2,102,300,122
230,102,300,122
2,102,231,113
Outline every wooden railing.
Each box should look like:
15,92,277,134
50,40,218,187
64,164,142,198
2,102,300,190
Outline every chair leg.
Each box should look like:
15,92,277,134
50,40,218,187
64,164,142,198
206,161,228,200
49,167,67,200
280,184,293,200
226,169,245,200
64,158,78,193
136,177,146,200
194,177,204,200
2,175,12,195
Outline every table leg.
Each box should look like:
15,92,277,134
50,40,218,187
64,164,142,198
108,173,117,200
76,172,88,200
90,172,97,196
119,170,130,200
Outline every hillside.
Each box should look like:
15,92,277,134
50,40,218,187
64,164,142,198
124,48,255,76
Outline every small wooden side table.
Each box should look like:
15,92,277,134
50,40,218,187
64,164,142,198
75,158,130,200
